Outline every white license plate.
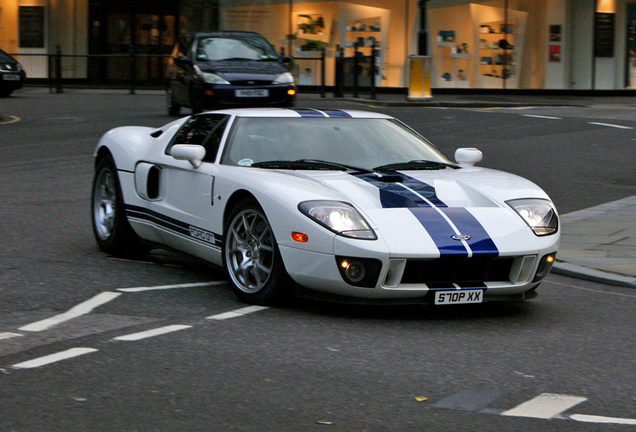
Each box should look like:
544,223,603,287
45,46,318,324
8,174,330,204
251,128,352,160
2,74,20,81
235,89,268,97
435,290,483,305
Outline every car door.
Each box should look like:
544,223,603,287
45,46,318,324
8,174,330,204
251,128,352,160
135,113,231,265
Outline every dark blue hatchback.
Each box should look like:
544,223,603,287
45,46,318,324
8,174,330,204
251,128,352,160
166,32,296,116
0,49,26,98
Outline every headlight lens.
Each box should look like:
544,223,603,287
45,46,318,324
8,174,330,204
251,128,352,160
299,201,376,240
507,198,558,236
273,72,294,85
201,72,230,85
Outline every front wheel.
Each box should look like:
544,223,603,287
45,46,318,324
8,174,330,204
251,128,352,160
91,155,145,255
223,199,292,305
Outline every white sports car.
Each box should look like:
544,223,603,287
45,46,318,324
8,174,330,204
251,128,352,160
91,108,559,306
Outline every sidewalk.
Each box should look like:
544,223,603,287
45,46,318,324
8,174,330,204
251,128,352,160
552,196,636,289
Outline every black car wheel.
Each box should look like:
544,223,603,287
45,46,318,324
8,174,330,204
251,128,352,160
91,155,145,255
0,88,12,98
223,199,293,305
166,86,181,116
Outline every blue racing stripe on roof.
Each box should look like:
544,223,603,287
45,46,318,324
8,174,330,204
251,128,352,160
290,108,326,118
322,109,352,118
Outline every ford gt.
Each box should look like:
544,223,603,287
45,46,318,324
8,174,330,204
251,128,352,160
91,108,559,305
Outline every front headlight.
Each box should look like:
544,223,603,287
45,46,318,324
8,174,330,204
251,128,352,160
201,72,230,85
507,198,558,236
299,201,376,240
273,72,294,85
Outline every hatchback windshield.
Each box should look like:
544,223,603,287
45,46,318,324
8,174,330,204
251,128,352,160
222,117,452,170
196,36,278,61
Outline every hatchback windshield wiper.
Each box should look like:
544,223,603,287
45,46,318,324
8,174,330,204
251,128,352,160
252,159,371,173
373,160,459,172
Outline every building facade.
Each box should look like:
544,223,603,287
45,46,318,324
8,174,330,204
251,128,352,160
0,0,634,89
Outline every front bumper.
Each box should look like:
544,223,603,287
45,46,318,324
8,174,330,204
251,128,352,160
201,84,296,108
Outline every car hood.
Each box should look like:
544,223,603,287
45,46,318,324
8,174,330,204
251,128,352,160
263,167,555,256
197,60,288,81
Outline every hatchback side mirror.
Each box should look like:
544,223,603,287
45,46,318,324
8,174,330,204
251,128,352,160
280,56,293,64
455,148,483,166
171,144,206,168
174,56,193,67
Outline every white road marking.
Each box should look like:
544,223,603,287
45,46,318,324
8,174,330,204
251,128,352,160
501,393,587,419
113,325,192,341
570,414,636,425
523,114,562,120
19,292,122,332
589,122,633,130
11,348,98,369
118,281,225,293
0,332,23,340
206,305,269,321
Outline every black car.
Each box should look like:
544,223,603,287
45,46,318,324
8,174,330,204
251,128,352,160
0,49,26,98
166,32,296,115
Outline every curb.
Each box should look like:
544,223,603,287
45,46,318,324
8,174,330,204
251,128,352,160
552,262,636,289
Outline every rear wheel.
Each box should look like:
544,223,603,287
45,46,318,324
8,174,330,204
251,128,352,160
91,155,145,255
223,199,292,305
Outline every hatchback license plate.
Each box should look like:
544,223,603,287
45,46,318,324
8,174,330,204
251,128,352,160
435,290,483,305
2,74,20,81
235,89,268,97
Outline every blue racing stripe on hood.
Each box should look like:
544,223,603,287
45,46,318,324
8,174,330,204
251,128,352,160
350,171,498,258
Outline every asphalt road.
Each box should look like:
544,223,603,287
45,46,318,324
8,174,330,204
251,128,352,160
1,89,635,431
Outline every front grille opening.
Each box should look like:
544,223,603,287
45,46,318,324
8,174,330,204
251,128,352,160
400,257,515,285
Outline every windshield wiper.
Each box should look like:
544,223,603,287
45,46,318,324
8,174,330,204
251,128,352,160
373,160,459,172
252,159,371,173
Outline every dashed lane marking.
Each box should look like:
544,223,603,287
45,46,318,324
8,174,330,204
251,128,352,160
18,292,122,332
570,414,636,425
206,305,269,320
11,348,98,369
0,332,23,340
113,324,192,341
522,114,562,120
117,281,225,293
589,122,633,130
501,393,587,419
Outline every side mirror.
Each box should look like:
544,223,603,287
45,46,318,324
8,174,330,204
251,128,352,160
280,56,293,64
174,55,193,67
455,148,483,166
171,144,206,168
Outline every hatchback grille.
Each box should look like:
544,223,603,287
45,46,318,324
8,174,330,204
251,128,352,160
400,257,515,286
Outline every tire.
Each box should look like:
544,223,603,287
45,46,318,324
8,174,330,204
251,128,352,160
91,155,145,255
0,88,12,98
223,199,293,305
166,86,181,116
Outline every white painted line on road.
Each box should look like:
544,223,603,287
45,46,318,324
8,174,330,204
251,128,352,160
570,414,636,425
19,292,122,332
118,281,225,293
501,393,587,419
0,332,23,340
11,348,98,369
206,305,269,321
523,114,562,120
113,325,192,341
589,122,633,130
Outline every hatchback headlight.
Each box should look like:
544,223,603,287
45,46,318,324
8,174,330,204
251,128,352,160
273,72,294,85
299,201,376,239
507,198,558,236
202,72,230,85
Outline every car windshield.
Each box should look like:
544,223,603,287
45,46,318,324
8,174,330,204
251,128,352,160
222,117,453,171
196,36,278,61
0,49,15,63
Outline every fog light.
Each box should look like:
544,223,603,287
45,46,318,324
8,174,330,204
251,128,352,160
205,90,214,96
335,256,382,288
533,253,556,282
287,89,296,96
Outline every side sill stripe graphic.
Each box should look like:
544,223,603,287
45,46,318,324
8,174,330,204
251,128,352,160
125,204,223,248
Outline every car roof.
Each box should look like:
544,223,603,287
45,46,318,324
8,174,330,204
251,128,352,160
188,31,267,39
201,108,394,119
